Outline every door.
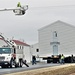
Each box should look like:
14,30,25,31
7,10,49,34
53,45,58,55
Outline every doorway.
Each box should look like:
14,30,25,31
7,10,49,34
53,45,58,55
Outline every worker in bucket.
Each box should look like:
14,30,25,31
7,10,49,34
17,2,21,7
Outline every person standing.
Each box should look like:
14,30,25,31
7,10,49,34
59,54,61,63
61,54,65,64
32,55,36,65
71,54,74,63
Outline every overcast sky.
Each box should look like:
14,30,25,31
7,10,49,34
0,0,75,45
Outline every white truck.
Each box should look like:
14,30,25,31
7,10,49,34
0,35,26,68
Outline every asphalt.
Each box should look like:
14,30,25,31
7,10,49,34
0,62,61,75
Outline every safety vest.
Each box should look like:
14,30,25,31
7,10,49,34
61,56,65,59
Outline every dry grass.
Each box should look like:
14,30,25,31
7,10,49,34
35,66,75,75
5,64,75,75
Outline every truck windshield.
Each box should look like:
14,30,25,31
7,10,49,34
0,48,11,54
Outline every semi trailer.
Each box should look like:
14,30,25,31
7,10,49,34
42,54,75,63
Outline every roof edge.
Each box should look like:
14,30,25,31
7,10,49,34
38,20,75,31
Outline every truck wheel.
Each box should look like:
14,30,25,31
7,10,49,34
14,63,17,68
10,61,13,68
10,64,12,68
1,65,5,68
15,63,19,68
1,65,8,68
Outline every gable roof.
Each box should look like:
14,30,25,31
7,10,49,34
38,20,75,31
12,40,30,46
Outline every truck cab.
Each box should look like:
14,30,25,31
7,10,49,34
0,47,19,68
0,47,12,68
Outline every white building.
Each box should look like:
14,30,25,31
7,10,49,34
10,40,31,63
38,20,75,57
30,43,39,56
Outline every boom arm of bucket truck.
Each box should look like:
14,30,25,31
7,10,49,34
0,3,28,15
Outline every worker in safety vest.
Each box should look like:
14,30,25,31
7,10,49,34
60,54,65,64
17,2,21,7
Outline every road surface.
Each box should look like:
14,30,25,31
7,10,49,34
0,62,61,75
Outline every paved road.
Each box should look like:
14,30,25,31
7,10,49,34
0,62,61,75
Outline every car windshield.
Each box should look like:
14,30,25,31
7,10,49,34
0,48,11,54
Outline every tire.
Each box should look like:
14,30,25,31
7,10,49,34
1,65,9,68
15,63,19,68
1,65,5,68
10,61,13,68
10,64,12,68
14,63,17,68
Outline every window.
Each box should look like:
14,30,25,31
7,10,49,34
0,48,11,54
22,46,24,49
36,49,39,52
20,46,23,49
17,46,19,49
54,31,57,37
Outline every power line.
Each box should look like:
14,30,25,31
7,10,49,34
30,4,75,9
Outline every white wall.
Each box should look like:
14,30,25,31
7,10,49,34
30,43,41,62
30,43,39,56
38,21,75,57
10,41,31,63
23,46,31,63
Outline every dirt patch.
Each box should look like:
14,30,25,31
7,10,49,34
70,73,75,75
5,64,75,75
35,66,75,75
